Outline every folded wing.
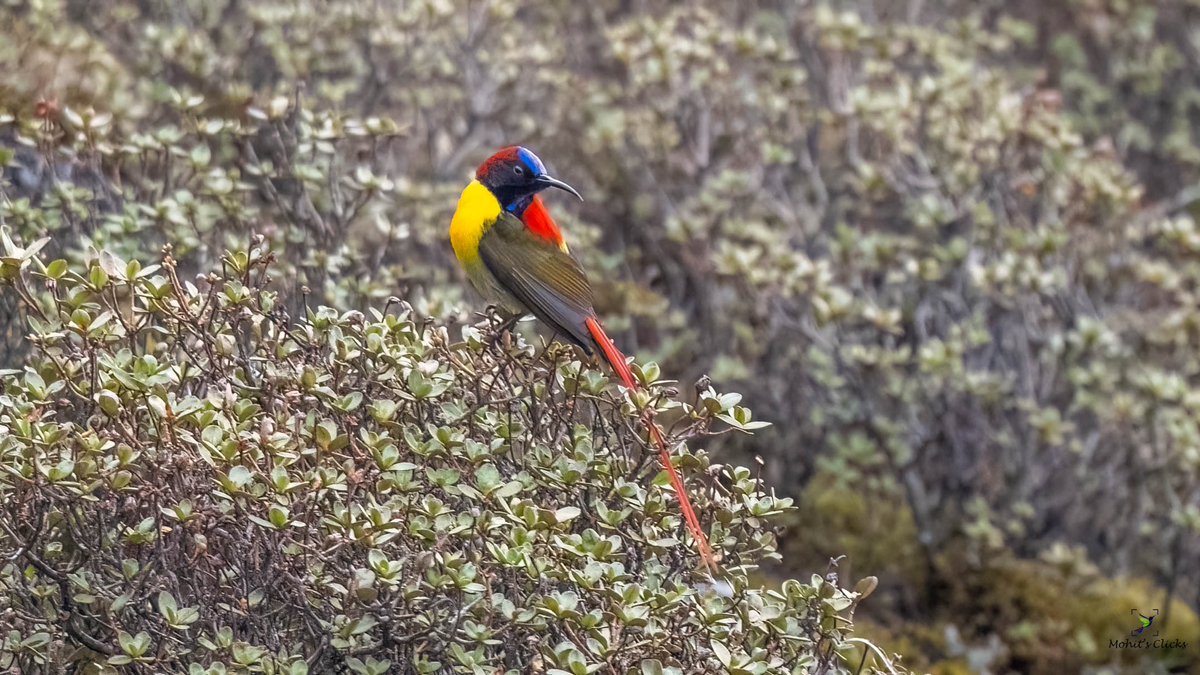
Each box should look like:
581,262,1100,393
478,212,596,351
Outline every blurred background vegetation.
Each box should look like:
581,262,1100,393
1,0,1199,672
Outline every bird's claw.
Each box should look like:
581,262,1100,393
483,311,520,353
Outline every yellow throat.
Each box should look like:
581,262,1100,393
449,180,502,265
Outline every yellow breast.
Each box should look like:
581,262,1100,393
450,180,502,265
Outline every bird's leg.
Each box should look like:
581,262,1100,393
485,310,521,352
535,332,589,367
533,331,562,363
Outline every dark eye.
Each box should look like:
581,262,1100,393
513,165,525,176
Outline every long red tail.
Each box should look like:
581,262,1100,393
585,317,717,571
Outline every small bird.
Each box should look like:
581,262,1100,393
450,146,716,570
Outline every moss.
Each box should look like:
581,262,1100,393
950,557,1199,672
780,480,1199,673
780,471,927,603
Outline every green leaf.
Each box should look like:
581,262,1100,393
45,259,69,279
227,466,252,489
474,463,501,492
553,507,581,524
158,590,178,617
711,640,731,668
492,481,523,499
640,660,665,675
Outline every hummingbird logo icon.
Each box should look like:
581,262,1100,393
1132,609,1159,637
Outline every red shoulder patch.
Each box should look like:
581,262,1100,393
522,195,565,248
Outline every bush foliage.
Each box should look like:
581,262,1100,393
0,234,865,672
1,0,1198,673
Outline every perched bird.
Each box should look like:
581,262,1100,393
450,146,716,570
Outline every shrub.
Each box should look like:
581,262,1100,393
0,234,885,672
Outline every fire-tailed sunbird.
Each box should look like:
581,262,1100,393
449,146,716,570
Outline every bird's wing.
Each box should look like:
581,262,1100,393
478,211,596,350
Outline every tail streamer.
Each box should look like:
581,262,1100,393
585,317,717,571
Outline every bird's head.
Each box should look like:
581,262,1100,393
476,146,582,214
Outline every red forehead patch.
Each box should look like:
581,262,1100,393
476,146,521,179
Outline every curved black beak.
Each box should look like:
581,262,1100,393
535,174,583,201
